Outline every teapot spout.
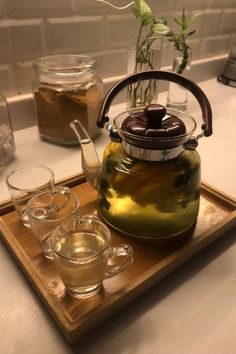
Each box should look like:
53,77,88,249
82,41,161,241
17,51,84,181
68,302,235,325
70,119,100,189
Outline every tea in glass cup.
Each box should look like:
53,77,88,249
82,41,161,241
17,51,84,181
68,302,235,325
27,186,80,259
50,215,133,298
6,164,54,227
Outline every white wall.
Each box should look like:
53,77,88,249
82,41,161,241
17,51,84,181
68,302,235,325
0,0,236,97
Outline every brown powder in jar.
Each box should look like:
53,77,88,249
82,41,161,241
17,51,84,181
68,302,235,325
34,84,103,145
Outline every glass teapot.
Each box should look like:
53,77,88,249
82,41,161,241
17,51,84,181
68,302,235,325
71,71,212,244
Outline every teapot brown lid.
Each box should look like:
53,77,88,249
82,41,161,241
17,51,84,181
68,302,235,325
121,104,186,139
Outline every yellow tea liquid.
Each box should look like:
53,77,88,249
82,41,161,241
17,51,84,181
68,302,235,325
97,143,200,239
53,231,108,296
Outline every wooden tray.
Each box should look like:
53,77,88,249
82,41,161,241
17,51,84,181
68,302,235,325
0,181,236,345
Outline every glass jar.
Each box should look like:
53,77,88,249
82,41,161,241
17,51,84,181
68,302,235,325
0,93,15,165
32,55,104,146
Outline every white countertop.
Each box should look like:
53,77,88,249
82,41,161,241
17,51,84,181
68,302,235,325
0,78,236,354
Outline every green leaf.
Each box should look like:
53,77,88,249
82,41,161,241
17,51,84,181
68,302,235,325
187,12,201,26
173,17,182,26
182,8,186,26
186,30,196,37
153,16,167,25
152,23,173,36
132,0,152,25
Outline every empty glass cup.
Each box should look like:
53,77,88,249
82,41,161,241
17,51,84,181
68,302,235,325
50,215,133,299
6,164,54,227
27,186,80,259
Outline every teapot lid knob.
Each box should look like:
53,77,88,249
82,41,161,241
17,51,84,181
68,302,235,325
145,104,166,129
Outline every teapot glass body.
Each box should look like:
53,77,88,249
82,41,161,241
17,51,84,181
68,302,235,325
70,70,212,244
97,141,200,242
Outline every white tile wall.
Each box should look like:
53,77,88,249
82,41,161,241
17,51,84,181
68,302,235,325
200,10,222,37
93,49,128,78
45,15,103,54
0,0,235,97
0,63,16,96
146,0,175,12
210,0,236,9
0,19,12,61
220,9,236,33
6,0,76,18
0,0,6,18
174,0,211,11
15,60,34,94
201,35,231,57
9,19,45,59
104,14,137,49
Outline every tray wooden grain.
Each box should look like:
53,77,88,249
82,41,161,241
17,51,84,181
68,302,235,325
0,181,236,345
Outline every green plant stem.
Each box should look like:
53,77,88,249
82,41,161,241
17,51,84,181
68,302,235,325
177,46,189,74
134,23,144,72
130,25,158,107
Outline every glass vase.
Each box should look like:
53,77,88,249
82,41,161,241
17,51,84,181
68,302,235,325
127,35,162,109
166,49,192,111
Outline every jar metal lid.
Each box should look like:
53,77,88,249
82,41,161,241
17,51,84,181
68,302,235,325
33,54,97,81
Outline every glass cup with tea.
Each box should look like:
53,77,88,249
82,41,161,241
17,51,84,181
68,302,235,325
50,215,133,299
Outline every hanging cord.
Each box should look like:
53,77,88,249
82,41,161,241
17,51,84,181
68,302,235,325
95,0,134,10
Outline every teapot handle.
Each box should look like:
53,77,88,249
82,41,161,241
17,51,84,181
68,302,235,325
97,70,212,137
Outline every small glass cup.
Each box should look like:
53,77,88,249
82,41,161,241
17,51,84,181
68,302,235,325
166,49,192,111
50,215,133,299
27,186,80,259
6,164,54,227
